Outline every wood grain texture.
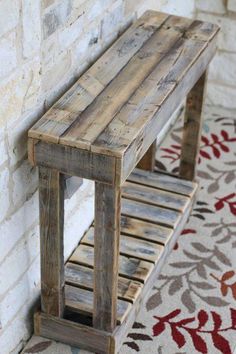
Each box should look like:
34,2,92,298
65,285,131,325
122,181,190,212
129,168,198,197
29,11,169,144
120,215,172,244
35,312,112,354
69,244,154,283
137,140,156,171
65,263,142,303
82,227,164,263
93,183,121,332
179,72,207,181
34,141,116,185
39,167,65,317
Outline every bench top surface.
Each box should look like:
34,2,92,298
29,11,219,159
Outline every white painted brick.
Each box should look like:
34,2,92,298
74,25,101,62
0,252,40,329
0,138,7,166
0,168,10,224
138,0,195,17
0,58,41,128
0,222,39,297
196,0,226,14
228,0,236,12
101,1,124,39
208,51,236,87
42,52,71,92
12,160,38,206
22,0,41,58
0,0,20,37
0,31,17,80
43,0,72,39
59,15,84,50
0,192,38,264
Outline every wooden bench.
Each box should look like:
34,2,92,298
28,10,219,354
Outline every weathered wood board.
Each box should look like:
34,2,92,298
69,244,154,283
65,263,142,303
82,227,164,263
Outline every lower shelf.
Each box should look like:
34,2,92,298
64,169,198,325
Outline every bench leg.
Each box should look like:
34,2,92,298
93,182,121,333
39,167,65,317
137,140,156,171
179,72,207,181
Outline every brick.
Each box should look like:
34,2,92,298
59,15,84,50
196,0,226,14
12,160,38,206
0,221,39,297
74,25,101,63
228,0,236,12
208,51,236,87
43,0,72,39
42,52,71,92
0,58,41,128
22,0,41,58
0,0,20,37
101,1,124,39
0,32,17,80
43,0,55,9
138,0,195,17
0,252,40,329
0,138,7,167
0,192,38,264
0,167,10,224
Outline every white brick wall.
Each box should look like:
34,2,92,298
3,0,236,353
196,0,236,109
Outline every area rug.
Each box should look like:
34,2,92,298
22,105,236,354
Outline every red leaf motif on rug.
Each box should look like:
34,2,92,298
153,309,236,354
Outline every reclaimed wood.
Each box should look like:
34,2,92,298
33,140,116,185
113,189,198,353
34,312,112,354
137,140,156,171
179,72,206,181
82,227,164,263
70,244,154,283
93,183,121,332
122,199,181,228
129,168,198,197
39,167,65,317
65,285,131,325
120,215,172,244
29,11,170,144
65,263,142,303
122,181,190,212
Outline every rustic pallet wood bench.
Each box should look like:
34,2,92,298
28,10,219,354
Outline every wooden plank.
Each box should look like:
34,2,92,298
65,263,142,303
69,244,154,283
65,285,131,325
122,199,181,228
34,312,112,354
137,140,156,171
93,183,121,332
113,186,199,353
179,72,206,181
91,22,219,159
129,169,198,197
38,167,64,317
34,141,116,185
122,181,190,212
121,215,172,244
60,17,192,150
82,227,164,263
29,11,169,144
121,35,218,182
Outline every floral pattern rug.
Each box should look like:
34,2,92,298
22,105,236,354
